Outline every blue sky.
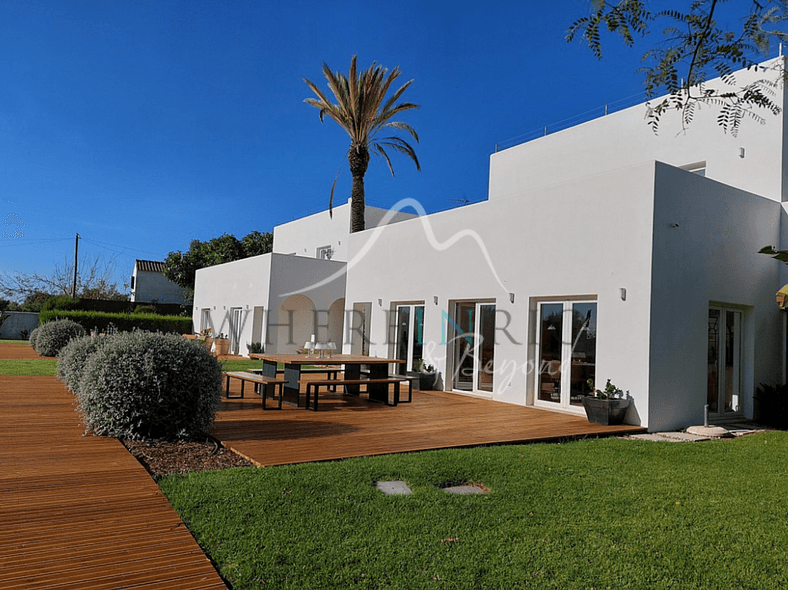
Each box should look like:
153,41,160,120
0,0,765,293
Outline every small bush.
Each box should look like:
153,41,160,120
33,319,87,357
75,331,222,440
28,327,39,349
57,334,108,391
41,295,80,312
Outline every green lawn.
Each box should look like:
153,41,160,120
160,432,788,589
0,358,57,375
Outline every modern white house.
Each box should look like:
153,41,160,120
192,202,414,356
193,58,788,432
130,260,189,305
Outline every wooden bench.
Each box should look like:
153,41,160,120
359,370,417,402
305,376,411,411
222,371,286,410
248,367,342,392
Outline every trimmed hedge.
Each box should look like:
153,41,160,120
33,319,87,357
39,310,192,335
73,331,222,440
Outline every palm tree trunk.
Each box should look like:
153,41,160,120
348,144,370,233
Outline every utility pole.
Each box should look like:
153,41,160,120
71,233,80,298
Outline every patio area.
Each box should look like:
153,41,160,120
213,377,646,466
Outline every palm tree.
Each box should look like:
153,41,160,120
304,55,420,233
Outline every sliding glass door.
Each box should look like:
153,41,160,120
451,301,495,393
535,300,596,409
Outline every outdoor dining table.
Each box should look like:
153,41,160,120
248,353,404,407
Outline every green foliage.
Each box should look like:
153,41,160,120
759,244,788,263
163,230,273,295
57,334,109,390
303,55,420,232
38,310,192,335
246,341,263,353
587,378,624,399
568,0,788,135
132,305,157,315
41,295,80,312
33,318,87,357
74,331,222,440
160,433,788,589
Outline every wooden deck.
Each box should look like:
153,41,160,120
213,377,646,467
0,373,228,590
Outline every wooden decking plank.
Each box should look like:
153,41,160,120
0,368,227,590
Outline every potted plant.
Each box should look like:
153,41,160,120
582,379,630,425
413,359,438,390
247,342,264,354
197,328,214,352
214,333,230,356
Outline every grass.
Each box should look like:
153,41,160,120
160,432,788,589
0,358,57,375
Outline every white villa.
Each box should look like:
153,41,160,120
193,58,788,432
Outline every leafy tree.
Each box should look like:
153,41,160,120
568,0,788,135
163,231,273,298
304,55,420,233
0,254,128,304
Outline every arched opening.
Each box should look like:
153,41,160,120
275,294,316,354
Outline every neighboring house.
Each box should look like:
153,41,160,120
193,57,788,432
130,260,189,305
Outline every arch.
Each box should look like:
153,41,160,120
275,294,316,354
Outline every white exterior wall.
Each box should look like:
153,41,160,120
192,254,273,353
192,253,346,356
490,58,787,203
647,163,783,431
132,269,188,304
273,200,417,262
345,161,659,426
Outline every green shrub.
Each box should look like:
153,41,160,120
38,309,192,334
133,305,157,315
57,334,108,391
28,327,39,349
33,319,87,357
41,295,80,312
75,331,222,440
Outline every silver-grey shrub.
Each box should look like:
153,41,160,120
58,334,109,391
75,331,222,440
28,327,39,349
34,319,87,357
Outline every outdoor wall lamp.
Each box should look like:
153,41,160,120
433,296,438,305
620,288,627,301
509,292,515,304
739,147,745,158
378,298,382,306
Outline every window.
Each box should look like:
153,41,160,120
535,300,596,409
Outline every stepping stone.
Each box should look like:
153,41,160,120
443,484,486,495
376,480,412,495
686,425,733,438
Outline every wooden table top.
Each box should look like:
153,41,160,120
249,353,404,365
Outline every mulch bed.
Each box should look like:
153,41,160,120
122,437,256,480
